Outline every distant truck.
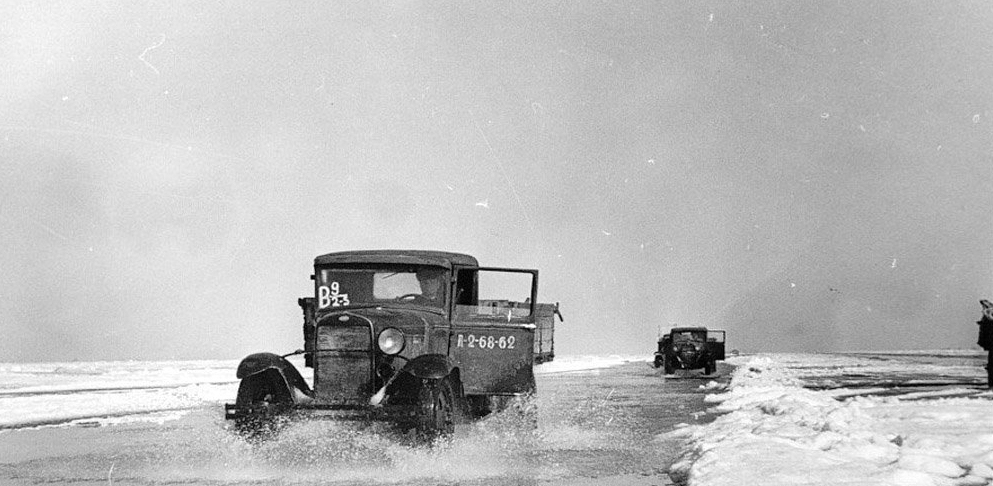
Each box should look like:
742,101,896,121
653,327,726,375
225,250,562,440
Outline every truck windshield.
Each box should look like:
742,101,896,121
674,331,705,343
316,265,446,310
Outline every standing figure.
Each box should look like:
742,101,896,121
978,300,993,388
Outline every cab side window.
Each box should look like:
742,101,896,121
454,269,477,305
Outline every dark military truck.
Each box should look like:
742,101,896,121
225,250,560,439
653,327,726,375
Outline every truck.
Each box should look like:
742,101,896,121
653,327,726,376
224,250,562,440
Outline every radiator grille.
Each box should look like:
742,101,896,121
314,325,373,405
317,325,370,351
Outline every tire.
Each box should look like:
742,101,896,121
232,370,292,442
417,378,457,439
653,356,663,368
235,402,288,443
234,400,285,442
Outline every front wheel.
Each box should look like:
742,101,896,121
230,369,297,442
234,401,291,443
416,378,459,439
663,357,674,375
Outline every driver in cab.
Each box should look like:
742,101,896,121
409,269,444,305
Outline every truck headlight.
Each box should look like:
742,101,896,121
377,328,405,355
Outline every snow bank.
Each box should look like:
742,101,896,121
666,354,993,486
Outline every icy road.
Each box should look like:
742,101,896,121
5,352,987,485
0,357,726,486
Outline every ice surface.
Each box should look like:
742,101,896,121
3,351,991,486
667,351,993,486
0,355,641,430
0,359,239,429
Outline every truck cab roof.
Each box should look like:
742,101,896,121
670,327,709,333
314,250,479,269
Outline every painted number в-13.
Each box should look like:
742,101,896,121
456,334,516,350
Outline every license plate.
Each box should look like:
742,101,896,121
454,333,518,350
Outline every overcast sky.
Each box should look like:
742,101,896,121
3,1,993,361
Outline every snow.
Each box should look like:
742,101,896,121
666,352,993,486
0,355,637,430
2,352,991,486
534,354,645,373
0,359,241,429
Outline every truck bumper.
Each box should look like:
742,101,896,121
224,402,422,423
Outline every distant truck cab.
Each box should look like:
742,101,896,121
225,250,562,439
653,327,726,375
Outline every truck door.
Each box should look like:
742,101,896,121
707,330,727,360
450,268,538,395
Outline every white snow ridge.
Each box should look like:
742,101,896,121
665,352,993,486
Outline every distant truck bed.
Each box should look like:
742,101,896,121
534,302,562,363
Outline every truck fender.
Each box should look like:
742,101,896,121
400,354,456,380
374,355,462,408
235,352,313,405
